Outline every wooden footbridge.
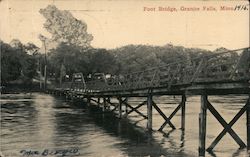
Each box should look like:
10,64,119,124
48,47,250,156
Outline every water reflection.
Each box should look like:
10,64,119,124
1,94,39,156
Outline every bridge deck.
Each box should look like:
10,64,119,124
47,48,250,156
52,81,249,97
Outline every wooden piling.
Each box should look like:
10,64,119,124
102,97,106,112
96,97,100,107
199,95,207,157
125,99,128,115
87,97,90,104
181,94,186,130
247,96,250,150
118,97,122,118
147,94,153,131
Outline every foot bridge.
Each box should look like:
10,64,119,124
48,47,250,156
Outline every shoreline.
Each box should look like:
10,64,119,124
0,83,43,94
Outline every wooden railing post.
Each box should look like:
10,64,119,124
181,94,186,130
147,93,153,131
199,94,207,156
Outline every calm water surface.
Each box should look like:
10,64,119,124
0,93,249,157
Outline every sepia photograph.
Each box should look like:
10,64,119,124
0,0,249,157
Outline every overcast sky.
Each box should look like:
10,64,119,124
0,0,249,51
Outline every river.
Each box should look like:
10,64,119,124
0,93,249,157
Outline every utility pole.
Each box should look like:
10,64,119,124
39,57,42,89
44,40,47,90
39,35,47,91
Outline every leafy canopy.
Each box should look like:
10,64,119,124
39,5,93,48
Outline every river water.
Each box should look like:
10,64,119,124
0,93,249,157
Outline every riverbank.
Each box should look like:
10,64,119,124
0,83,43,94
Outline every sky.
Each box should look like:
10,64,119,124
0,0,249,51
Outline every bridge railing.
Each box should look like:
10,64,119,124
61,47,249,93
194,48,249,83
70,73,86,92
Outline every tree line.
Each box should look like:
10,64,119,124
2,4,237,87
1,38,215,86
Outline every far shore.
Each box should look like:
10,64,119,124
1,83,43,94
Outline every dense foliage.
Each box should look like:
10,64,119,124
47,43,117,82
1,40,38,85
39,5,93,48
1,39,215,86
112,44,212,74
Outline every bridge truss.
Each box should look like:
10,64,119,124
48,47,250,156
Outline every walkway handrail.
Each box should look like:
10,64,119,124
61,47,250,92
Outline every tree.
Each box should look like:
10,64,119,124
9,39,23,49
87,49,118,74
111,44,212,74
24,42,39,55
1,40,37,84
47,43,117,82
1,41,22,83
48,42,87,79
39,5,93,48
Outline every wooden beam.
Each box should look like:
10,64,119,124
86,97,90,107
119,97,128,104
199,95,207,157
206,101,246,151
181,95,186,130
90,98,99,104
125,100,128,114
158,99,185,131
153,102,176,130
102,97,106,112
106,99,118,107
111,105,118,112
98,97,116,111
147,94,153,131
118,97,122,118
126,101,146,115
124,102,148,119
246,97,250,150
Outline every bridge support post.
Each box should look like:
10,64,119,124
102,97,106,112
87,97,90,104
97,97,100,107
199,94,207,157
125,99,128,115
107,97,111,110
247,96,250,150
147,94,153,131
181,94,186,130
65,93,69,101
118,97,122,119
